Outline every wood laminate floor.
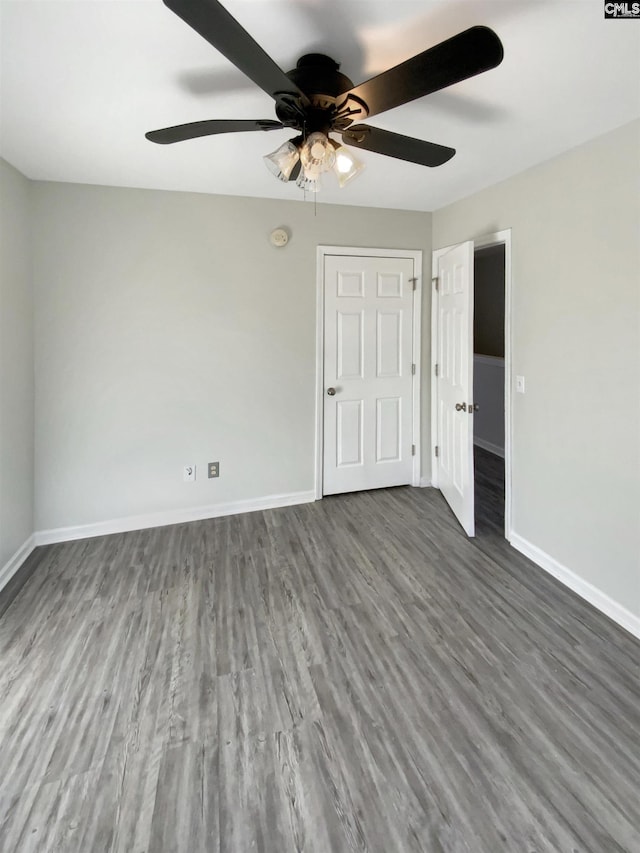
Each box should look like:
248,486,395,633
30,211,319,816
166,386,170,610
1,483,639,852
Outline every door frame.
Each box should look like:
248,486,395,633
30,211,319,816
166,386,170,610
430,229,512,540
315,246,423,500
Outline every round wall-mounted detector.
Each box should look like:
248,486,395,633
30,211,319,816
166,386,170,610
270,228,289,248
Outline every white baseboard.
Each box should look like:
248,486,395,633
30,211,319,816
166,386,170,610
0,534,37,594
418,477,432,488
35,490,316,546
510,532,640,641
474,437,505,458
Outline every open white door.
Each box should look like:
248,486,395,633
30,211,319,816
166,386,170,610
436,241,475,536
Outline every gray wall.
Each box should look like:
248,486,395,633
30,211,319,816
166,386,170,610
434,119,640,621
0,159,34,569
31,184,431,531
473,356,504,454
474,245,505,358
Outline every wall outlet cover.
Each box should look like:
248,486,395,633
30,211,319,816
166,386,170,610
183,464,196,482
208,462,220,478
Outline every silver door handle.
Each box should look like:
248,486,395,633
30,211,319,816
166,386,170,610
327,387,336,396
455,402,466,412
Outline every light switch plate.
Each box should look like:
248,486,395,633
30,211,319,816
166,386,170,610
183,464,196,482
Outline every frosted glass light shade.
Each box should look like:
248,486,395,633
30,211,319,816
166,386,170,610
332,144,365,187
299,132,335,176
296,170,321,193
263,140,300,182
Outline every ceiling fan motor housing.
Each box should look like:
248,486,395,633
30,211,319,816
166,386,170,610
276,54,365,134
288,54,354,98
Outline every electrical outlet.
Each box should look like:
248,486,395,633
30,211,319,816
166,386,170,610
183,464,196,482
516,375,526,394
208,462,220,479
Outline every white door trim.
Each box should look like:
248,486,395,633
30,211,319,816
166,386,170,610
431,229,512,540
315,246,423,500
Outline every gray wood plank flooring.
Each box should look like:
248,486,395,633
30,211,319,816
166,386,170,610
1,484,639,852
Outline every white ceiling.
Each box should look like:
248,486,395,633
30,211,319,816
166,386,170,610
1,0,638,212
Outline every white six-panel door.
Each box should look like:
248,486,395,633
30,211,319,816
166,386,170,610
323,255,415,496
436,241,475,536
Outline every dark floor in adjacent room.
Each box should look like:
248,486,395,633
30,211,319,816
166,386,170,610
1,476,639,852
474,443,505,537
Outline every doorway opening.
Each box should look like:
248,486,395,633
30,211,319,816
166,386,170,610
473,244,506,536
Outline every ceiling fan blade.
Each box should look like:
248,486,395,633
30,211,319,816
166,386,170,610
342,125,455,167
341,26,503,119
163,0,310,105
146,119,283,144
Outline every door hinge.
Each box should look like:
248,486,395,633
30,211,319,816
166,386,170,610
410,277,418,291
434,363,438,377
435,445,439,457
411,363,416,375
411,444,416,456
432,276,439,291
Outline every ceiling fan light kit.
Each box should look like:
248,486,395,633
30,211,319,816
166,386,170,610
146,0,504,194
263,131,365,190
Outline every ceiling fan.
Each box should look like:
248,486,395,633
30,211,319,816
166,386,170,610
146,0,504,191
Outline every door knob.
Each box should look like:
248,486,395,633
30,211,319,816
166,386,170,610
327,387,336,396
455,402,467,412
471,403,479,412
